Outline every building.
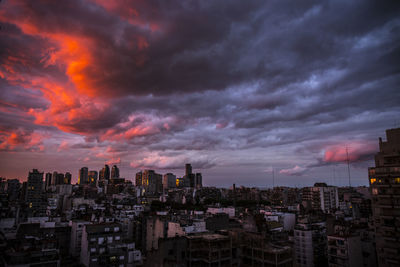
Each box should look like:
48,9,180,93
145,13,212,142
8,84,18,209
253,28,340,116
7,178,20,201
65,172,72,184
88,171,98,185
369,127,400,266
45,172,52,190
70,220,92,258
294,222,327,267
135,172,142,186
163,173,176,189
328,231,362,267
195,173,202,189
302,183,339,213
79,167,89,185
25,169,44,216
99,165,110,181
111,165,120,179
80,223,125,267
142,170,162,194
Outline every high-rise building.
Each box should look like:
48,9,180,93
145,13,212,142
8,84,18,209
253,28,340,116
25,169,44,216
302,183,339,213
52,171,58,186
163,173,177,189
195,173,202,189
111,165,120,179
78,167,89,185
135,171,142,186
369,128,400,266
142,170,162,194
7,179,20,201
99,165,110,181
45,172,52,190
56,173,64,185
64,172,72,184
185,163,192,177
88,171,98,185
294,222,327,267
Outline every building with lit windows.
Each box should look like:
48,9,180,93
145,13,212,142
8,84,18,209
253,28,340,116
25,169,45,216
369,128,400,267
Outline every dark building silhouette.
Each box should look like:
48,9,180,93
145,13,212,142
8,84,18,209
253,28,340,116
45,172,52,190
111,165,120,178
64,172,72,184
369,127,400,266
25,169,44,216
136,171,143,186
78,167,89,185
88,170,98,185
99,164,110,181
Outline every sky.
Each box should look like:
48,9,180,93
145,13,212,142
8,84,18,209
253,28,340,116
0,0,399,187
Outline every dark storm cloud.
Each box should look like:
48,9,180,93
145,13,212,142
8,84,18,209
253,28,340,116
1,0,399,184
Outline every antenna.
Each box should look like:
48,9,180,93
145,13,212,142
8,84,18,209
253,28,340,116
272,168,275,188
346,146,351,187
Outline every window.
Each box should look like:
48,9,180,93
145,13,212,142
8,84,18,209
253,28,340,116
98,237,104,244
119,255,125,260
99,248,105,254
115,236,121,240
92,258,98,262
105,227,110,232
90,237,96,242
114,227,120,232
370,178,376,184
107,236,113,243
90,248,96,253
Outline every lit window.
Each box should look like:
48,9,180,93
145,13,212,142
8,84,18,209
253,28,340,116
119,256,125,260
92,258,98,262
395,178,400,184
372,188,378,195
114,227,120,232
370,178,376,184
107,236,113,243
90,248,96,252
115,236,120,240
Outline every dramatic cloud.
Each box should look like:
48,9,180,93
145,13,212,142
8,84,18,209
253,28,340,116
0,0,399,185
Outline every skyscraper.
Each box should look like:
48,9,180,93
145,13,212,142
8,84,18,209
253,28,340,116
64,172,72,184
45,172,52,190
25,169,44,216
369,128,400,266
136,171,143,186
78,167,89,185
88,170,98,185
185,163,192,177
99,164,110,181
111,165,120,179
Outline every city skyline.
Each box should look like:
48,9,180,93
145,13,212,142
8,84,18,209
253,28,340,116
1,1,400,187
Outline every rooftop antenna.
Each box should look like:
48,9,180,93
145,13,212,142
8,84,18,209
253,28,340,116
332,165,336,186
272,168,275,189
346,146,351,187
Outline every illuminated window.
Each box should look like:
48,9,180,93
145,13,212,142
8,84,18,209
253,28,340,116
372,188,378,195
395,178,400,184
370,178,376,184
29,203,33,208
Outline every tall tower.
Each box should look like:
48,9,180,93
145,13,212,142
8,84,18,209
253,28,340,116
99,165,110,181
78,167,89,185
111,165,120,179
369,128,400,266
26,169,44,216
185,163,192,177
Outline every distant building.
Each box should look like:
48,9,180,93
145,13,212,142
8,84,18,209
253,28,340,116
25,169,45,216
111,165,120,179
88,171,98,185
195,173,202,188
328,230,362,267
65,172,72,184
79,167,89,185
70,220,91,258
163,173,176,189
99,165,110,181
369,127,400,266
7,178,20,201
142,170,162,194
302,183,339,213
135,171,142,186
45,172,52,190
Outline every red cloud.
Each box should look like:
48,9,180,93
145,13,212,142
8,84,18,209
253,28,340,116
323,141,377,163
0,129,45,152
